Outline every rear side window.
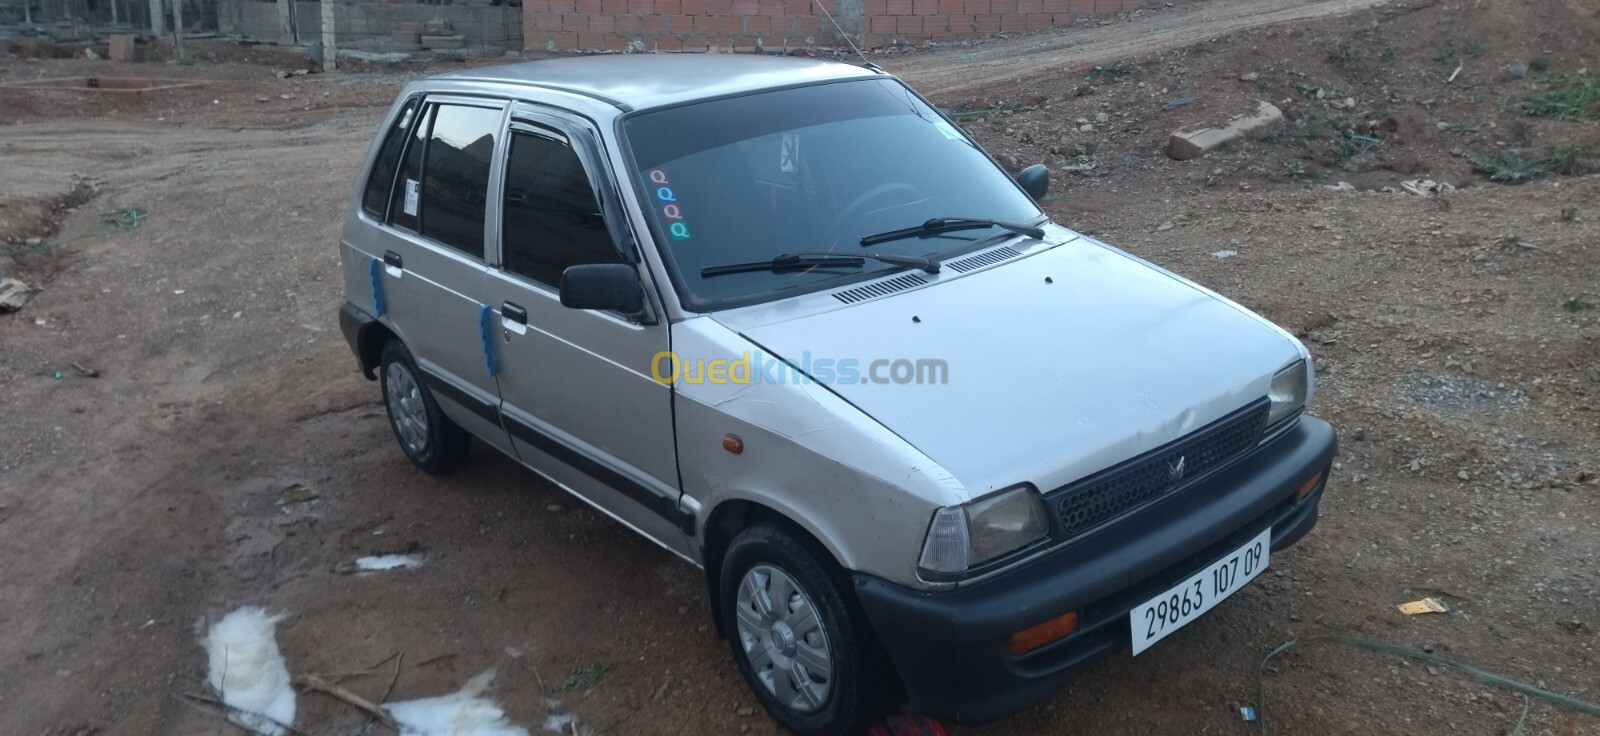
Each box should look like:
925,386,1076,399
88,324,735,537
361,99,418,218
501,131,622,287
418,105,502,259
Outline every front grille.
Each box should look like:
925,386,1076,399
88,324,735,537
1051,400,1270,538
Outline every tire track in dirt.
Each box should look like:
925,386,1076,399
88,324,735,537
886,0,1400,97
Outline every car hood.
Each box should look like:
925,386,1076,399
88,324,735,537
712,237,1305,499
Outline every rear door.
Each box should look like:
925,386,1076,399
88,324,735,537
481,107,689,558
357,95,512,452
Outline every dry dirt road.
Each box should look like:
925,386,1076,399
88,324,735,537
2,1,1598,734
887,0,1392,96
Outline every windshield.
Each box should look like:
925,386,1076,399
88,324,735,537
622,78,1044,309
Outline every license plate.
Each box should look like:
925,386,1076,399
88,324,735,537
1130,527,1270,655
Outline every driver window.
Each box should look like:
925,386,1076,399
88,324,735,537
500,131,624,288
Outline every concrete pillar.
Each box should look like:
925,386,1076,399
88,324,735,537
172,0,183,58
320,0,337,71
276,0,296,43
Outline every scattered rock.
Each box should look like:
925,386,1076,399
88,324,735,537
1505,62,1528,80
1157,221,1175,232
1212,250,1238,259
280,484,319,504
1341,151,1380,173
1161,90,1195,110
1095,112,1109,123
736,706,755,716
1167,102,1285,160
0,277,34,312
1240,72,1259,82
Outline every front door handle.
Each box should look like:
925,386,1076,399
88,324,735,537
502,302,528,325
383,250,403,269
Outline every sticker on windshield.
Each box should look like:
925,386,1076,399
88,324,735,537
932,118,964,141
780,132,800,174
648,168,691,241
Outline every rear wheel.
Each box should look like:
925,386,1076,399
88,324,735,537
379,340,471,473
720,524,885,736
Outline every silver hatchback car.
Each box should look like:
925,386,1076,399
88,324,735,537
338,55,1337,735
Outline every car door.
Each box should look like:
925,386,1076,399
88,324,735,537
481,107,690,558
359,95,513,453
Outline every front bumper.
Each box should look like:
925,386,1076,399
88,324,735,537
853,415,1337,725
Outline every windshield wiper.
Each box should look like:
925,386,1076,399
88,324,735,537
701,251,940,278
860,217,1044,247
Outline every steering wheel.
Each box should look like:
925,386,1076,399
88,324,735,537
826,182,924,246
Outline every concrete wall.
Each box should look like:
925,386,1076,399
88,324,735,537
225,0,523,51
521,0,1148,51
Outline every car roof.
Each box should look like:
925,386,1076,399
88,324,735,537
429,54,883,112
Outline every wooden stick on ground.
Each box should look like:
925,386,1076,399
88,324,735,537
357,652,406,736
292,674,401,732
171,691,310,736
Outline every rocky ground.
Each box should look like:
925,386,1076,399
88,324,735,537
1,0,1596,734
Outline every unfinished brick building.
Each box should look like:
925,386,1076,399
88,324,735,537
521,0,1150,52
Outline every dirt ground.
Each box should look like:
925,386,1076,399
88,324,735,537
1,0,1597,734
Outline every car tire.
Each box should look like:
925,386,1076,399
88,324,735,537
379,340,472,474
720,524,886,736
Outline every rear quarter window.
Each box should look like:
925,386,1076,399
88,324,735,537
361,99,419,218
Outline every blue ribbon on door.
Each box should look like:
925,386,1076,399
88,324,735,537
368,258,387,318
478,304,499,379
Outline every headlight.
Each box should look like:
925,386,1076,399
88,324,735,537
918,485,1049,575
1267,359,1309,425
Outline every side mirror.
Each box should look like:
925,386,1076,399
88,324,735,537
1016,163,1050,201
559,264,644,313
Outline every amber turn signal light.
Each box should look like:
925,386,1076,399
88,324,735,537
1297,469,1325,501
722,434,744,454
1007,611,1078,655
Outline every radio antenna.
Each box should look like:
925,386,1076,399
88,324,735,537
810,0,873,68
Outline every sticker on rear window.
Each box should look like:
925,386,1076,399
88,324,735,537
648,168,690,241
403,179,419,216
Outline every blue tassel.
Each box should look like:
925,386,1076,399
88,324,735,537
369,258,387,318
478,304,498,379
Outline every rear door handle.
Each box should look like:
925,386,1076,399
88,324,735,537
383,250,403,269
502,302,528,325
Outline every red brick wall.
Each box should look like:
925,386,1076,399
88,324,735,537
522,0,1146,52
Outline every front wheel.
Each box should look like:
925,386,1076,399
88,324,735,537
720,524,886,736
379,340,472,473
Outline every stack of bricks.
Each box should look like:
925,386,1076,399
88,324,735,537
523,0,1144,52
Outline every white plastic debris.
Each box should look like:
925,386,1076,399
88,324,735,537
1320,181,1356,192
1400,179,1456,197
1212,250,1238,259
356,554,425,571
385,669,531,736
203,607,296,736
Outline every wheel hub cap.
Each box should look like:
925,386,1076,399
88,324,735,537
734,564,833,713
384,362,429,455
